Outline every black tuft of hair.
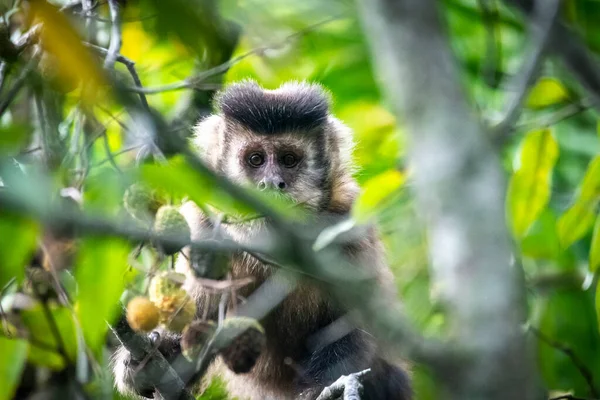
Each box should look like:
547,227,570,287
215,80,330,135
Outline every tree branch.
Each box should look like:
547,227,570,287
103,0,122,71
491,0,560,144
355,0,542,398
0,49,41,117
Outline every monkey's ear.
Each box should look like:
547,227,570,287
326,116,356,173
192,115,225,169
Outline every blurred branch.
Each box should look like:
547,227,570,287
529,326,599,398
85,43,149,110
109,317,195,400
125,15,342,95
103,0,122,70
516,100,589,131
0,49,41,117
356,0,541,398
505,0,600,112
491,0,560,145
549,396,599,400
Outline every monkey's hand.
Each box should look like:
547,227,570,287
111,330,184,399
314,369,370,400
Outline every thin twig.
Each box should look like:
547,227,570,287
0,49,41,117
491,0,561,144
103,0,122,70
85,43,149,109
125,15,342,95
529,326,599,398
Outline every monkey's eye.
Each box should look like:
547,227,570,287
247,153,265,167
281,153,298,168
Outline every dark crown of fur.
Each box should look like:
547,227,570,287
215,81,330,135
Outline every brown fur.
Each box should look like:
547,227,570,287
112,81,410,400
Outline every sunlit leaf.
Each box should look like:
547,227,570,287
30,0,106,102
0,212,39,288
557,156,600,247
0,337,28,400
590,216,600,273
520,209,561,260
507,129,559,238
75,238,130,356
353,169,406,222
526,77,570,109
21,304,77,367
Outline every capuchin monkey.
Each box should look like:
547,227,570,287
112,81,412,400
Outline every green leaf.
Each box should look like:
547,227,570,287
507,129,559,238
0,212,39,288
526,77,570,109
75,238,130,356
352,169,406,223
0,337,28,400
590,216,600,273
520,209,561,260
557,156,600,248
536,290,600,395
0,124,31,154
21,304,77,368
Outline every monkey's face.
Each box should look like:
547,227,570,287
223,130,326,210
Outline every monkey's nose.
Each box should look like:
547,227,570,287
258,178,286,191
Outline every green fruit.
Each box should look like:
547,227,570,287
153,206,191,255
216,317,266,374
181,320,216,361
148,271,186,304
123,183,166,222
154,290,197,333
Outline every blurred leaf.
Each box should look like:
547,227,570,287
0,124,30,154
0,337,28,400
508,129,559,238
535,289,600,395
313,218,355,251
352,169,405,223
526,77,570,109
520,209,561,260
591,216,600,273
30,0,106,102
140,0,233,62
0,212,39,288
21,304,77,367
557,156,600,248
75,238,130,356
197,376,230,400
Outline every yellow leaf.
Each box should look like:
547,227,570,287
557,156,600,248
526,77,570,109
507,129,559,238
590,216,600,273
353,169,406,222
31,0,106,103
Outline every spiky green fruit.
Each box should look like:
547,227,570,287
123,183,166,222
181,320,216,361
153,206,191,255
148,271,186,304
216,317,265,374
154,290,197,333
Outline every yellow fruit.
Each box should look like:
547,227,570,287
154,290,197,333
153,206,191,255
126,296,160,332
148,271,186,304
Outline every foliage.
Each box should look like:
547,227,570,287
0,0,598,399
